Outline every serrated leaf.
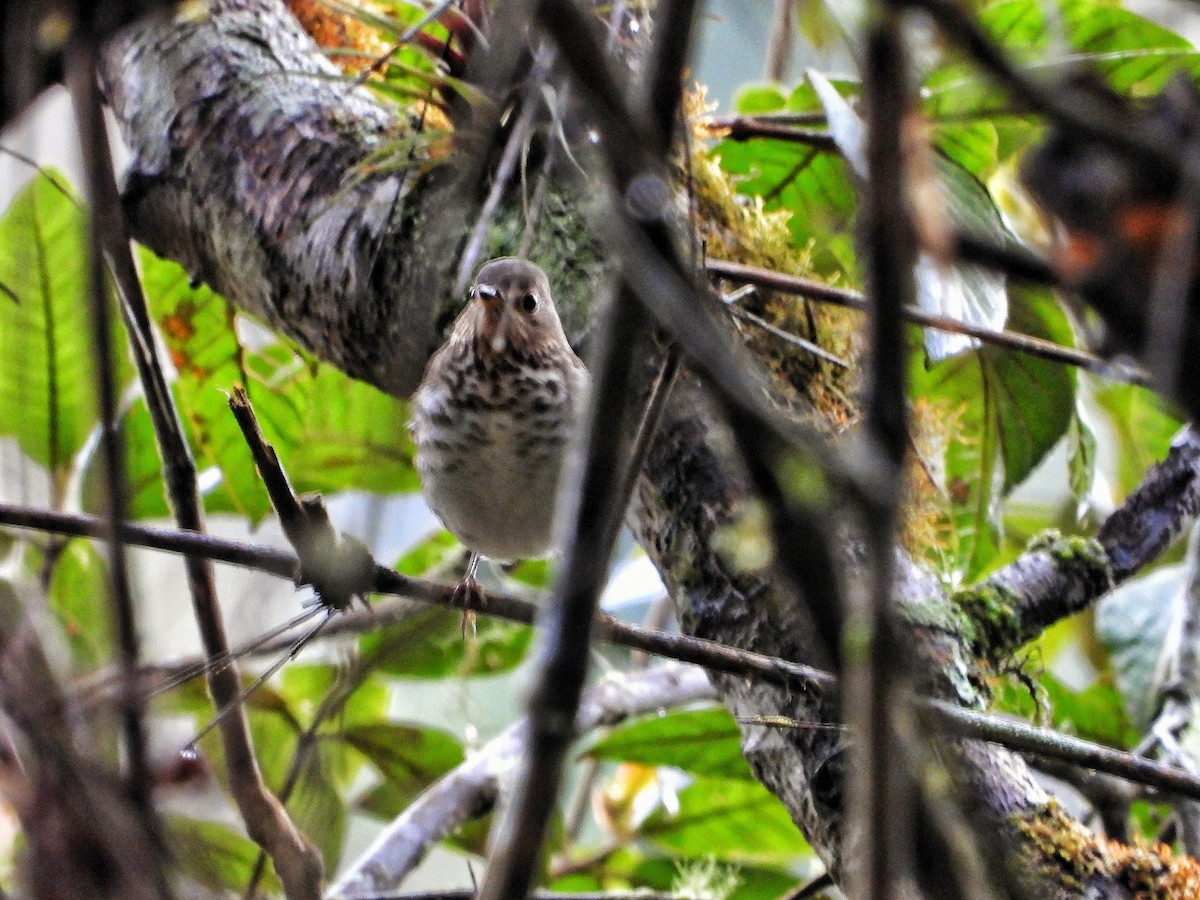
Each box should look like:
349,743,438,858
642,777,810,862
1095,565,1184,728
584,708,754,780
0,172,132,475
47,539,112,671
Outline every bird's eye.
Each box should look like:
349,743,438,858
521,293,539,313
469,287,477,300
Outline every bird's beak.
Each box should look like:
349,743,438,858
492,300,512,353
476,284,510,353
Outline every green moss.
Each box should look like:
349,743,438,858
1047,534,1108,571
952,581,1023,655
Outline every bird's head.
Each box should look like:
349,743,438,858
457,257,570,358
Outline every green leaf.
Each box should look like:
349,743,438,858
167,815,282,894
1092,383,1184,498
733,84,788,114
343,721,464,802
642,777,810,862
934,121,1001,177
47,539,112,671
1066,410,1097,508
360,606,533,678
913,287,1075,577
925,0,1200,129
83,398,168,519
584,708,754,780
288,741,348,872
1095,565,1183,728
393,530,461,576
0,172,131,476
137,250,418,524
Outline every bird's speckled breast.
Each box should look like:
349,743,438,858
410,348,586,561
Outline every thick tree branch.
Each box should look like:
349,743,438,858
974,426,1200,660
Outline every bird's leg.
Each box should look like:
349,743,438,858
453,551,486,637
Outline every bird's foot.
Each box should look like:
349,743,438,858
452,567,486,638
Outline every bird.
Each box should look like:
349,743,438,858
410,257,590,606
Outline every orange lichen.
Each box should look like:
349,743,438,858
1018,800,1200,896
1106,836,1200,897
285,0,390,74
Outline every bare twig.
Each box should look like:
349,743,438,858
925,700,1200,803
706,258,1148,383
454,44,556,293
476,279,647,899
73,41,324,894
765,0,796,82
328,664,715,896
704,116,839,151
64,38,161,880
478,2,699,897
849,10,917,896
229,386,375,611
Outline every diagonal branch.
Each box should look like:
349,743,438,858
78,54,325,900
975,426,1200,661
706,258,1148,384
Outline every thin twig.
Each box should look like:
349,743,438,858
850,10,917,896
454,44,555,293
478,3,700,896
706,258,1149,383
73,45,325,892
228,386,375,611
704,116,839,151
64,34,157,844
